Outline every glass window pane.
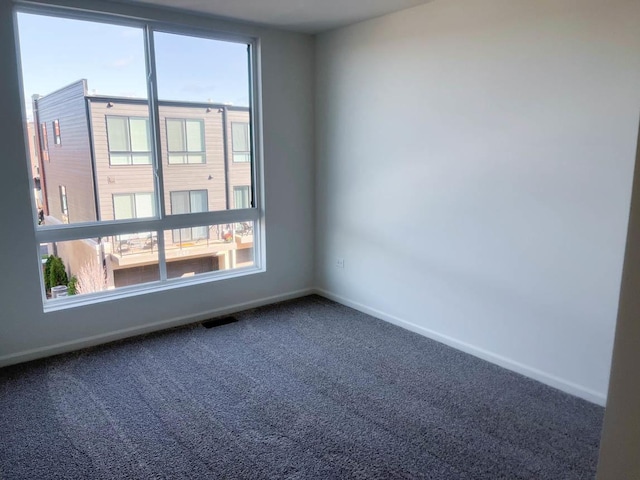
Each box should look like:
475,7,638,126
154,32,252,213
186,154,205,164
129,118,150,152
186,120,204,152
17,13,155,227
135,193,154,219
168,154,185,164
190,190,208,213
131,153,151,165
107,117,129,151
233,153,250,163
165,221,255,279
41,232,160,300
173,228,191,243
170,191,190,214
155,33,249,105
110,153,130,165
192,226,208,240
113,194,134,219
59,186,68,213
233,186,250,209
232,122,249,152
19,13,262,308
167,119,184,152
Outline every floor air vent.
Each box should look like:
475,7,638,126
201,316,239,329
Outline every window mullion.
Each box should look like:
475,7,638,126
183,120,188,153
144,25,168,281
248,43,257,208
35,218,164,244
161,209,259,229
126,117,132,156
34,207,258,244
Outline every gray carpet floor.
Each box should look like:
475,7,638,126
0,295,603,479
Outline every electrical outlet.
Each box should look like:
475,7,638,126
335,258,344,269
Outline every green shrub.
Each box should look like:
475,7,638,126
43,255,54,291
68,276,78,296
48,256,68,290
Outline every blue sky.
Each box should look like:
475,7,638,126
17,13,250,119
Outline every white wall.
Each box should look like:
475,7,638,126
315,0,640,404
0,0,315,364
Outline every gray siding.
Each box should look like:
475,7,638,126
36,80,97,224
88,100,155,221
88,100,250,222
159,104,226,215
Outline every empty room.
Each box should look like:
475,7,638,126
1,0,639,478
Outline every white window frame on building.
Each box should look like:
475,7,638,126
18,4,264,311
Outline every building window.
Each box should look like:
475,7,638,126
166,118,205,164
106,116,151,165
59,185,68,218
17,10,260,307
170,190,208,242
231,122,250,163
40,122,49,161
113,193,155,220
53,119,61,145
233,186,250,209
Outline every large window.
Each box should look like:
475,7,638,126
171,190,208,242
106,116,151,165
233,186,250,209
170,190,208,215
113,193,155,220
232,122,251,163
17,9,261,308
166,118,205,164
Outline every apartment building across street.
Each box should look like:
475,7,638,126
32,79,254,293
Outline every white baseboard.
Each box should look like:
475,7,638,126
2,286,607,406
0,288,315,368
315,288,607,406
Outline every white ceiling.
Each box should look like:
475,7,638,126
112,0,432,34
